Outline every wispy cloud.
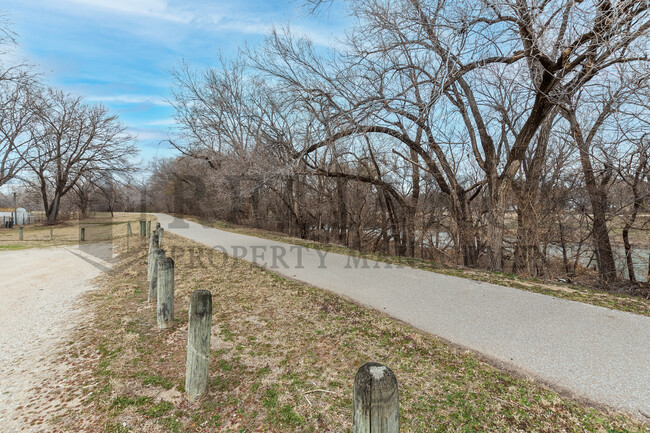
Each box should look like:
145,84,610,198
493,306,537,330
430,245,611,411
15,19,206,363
130,127,169,142
59,0,339,48
3,0,347,162
86,94,170,106
63,0,193,24
145,118,178,126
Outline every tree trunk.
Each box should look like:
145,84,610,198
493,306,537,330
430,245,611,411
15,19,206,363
47,192,62,224
385,194,402,256
567,110,617,283
514,200,541,276
456,208,477,267
590,195,617,282
336,178,348,245
622,182,642,283
622,226,635,283
404,205,416,257
407,148,420,258
558,219,571,275
485,182,506,271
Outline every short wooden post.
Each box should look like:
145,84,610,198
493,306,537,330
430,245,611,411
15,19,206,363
127,221,132,236
185,290,212,400
50,229,53,240
139,220,145,236
157,257,175,329
148,248,165,303
19,227,23,241
147,233,159,282
353,362,399,433
146,220,151,237
157,228,164,247
80,227,85,242
148,231,157,254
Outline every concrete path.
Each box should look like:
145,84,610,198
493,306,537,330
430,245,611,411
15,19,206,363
156,214,650,420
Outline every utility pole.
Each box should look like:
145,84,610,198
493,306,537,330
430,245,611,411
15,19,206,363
13,192,17,225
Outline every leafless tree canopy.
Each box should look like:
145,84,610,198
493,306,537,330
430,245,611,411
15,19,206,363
162,1,650,289
0,13,139,222
19,89,137,222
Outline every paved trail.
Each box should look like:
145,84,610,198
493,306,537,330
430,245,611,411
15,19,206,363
157,214,650,420
0,244,113,431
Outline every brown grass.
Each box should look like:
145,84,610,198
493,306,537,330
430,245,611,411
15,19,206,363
0,212,156,251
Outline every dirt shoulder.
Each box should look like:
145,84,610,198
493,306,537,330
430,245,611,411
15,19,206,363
0,244,113,431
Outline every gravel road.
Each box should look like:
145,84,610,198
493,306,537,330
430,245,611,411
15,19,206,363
0,244,113,431
156,213,650,421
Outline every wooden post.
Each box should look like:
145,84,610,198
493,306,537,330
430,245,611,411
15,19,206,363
139,220,145,236
148,231,157,254
157,228,164,247
19,227,23,241
157,257,175,329
185,290,212,400
127,221,132,236
148,248,165,303
146,220,151,237
353,363,399,433
50,229,53,240
80,227,85,242
155,222,161,231
147,233,159,282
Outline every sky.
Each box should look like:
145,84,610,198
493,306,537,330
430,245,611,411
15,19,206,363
2,0,346,164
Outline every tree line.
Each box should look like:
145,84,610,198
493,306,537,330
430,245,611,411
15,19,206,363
148,0,650,288
0,15,138,222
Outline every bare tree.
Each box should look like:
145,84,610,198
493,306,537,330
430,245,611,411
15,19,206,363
22,89,137,223
0,16,37,188
164,0,650,288
619,140,649,283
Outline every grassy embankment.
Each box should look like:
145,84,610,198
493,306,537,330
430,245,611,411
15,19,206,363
179,215,649,317
32,230,648,432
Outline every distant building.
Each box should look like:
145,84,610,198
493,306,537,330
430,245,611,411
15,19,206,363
0,207,32,225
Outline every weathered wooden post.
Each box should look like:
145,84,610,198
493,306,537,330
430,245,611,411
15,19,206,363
353,362,399,433
80,227,85,242
50,229,53,240
148,231,157,254
146,220,151,237
148,248,165,303
185,290,212,400
147,232,159,282
127,221,132,236
157,228,164,247
18,227,23,241
157,257,175,329
139,220,145,236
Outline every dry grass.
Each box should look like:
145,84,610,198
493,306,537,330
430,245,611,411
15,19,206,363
0,212,156,250
32,230,648,432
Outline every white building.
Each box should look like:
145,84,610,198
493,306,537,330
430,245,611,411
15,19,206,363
0,207,31,225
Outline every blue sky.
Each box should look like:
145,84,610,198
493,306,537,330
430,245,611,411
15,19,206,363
2,0,346,163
